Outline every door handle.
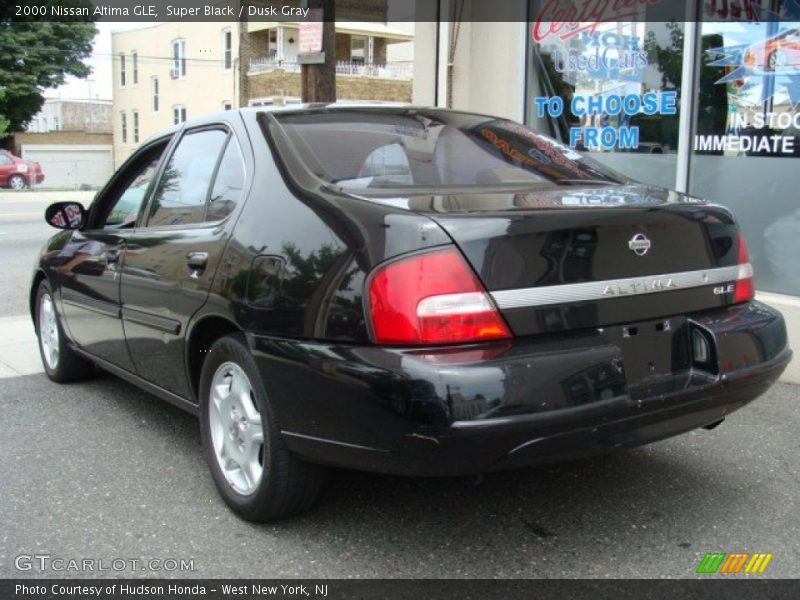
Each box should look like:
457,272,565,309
186,251,209,278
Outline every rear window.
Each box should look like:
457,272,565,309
268,109,626,193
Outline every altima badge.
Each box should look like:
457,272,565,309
628,233,652,256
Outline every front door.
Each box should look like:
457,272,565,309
58,141,168,370
121,126,246,399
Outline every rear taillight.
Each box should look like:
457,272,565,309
734,231,755,303
367,247,512,345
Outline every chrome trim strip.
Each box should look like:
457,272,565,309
491,265,744,309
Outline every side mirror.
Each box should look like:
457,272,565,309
45,202,86,230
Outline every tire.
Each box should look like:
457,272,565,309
768,50,786,72
199,333,327,521
34,279,95,382
8,174,26,190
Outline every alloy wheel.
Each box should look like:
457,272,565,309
9,175,25,190
208,361,264,496
38,293,60,370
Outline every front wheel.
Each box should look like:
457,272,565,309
8,174,26,190
35,280,95,382
199,334,326,521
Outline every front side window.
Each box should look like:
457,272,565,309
147,129,228,227
100,145,166,229
172,39,186,78
119,53,126,86
270,109,624,193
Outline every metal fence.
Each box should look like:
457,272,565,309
249,58,413,80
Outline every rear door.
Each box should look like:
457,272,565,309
120,124,247,399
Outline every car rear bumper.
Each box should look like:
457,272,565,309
247,301,791,476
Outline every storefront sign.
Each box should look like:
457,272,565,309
533,91,677,149
531,0,663,43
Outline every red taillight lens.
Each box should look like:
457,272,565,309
734,231,755,303
367,247,512,345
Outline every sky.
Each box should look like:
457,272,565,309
45,22,149,101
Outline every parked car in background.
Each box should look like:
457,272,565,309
744,26,800,72
31,106,791,522
0,149,45,189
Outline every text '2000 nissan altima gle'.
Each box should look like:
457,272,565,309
30,106,791,521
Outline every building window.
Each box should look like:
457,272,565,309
223,28,232,70
351,36,366,64
172,39,186,78
132,51,138,85
119,53,126,86
152,77,159,112
173,105,187,125
121,112,127,143
132,110,139,144
223,101,232,110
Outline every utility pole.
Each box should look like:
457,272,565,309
300,0,336,103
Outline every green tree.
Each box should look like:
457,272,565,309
0,3,97,132
0,88,10,138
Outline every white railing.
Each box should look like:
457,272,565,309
249,57,413,80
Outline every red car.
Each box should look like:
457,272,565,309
744,27,800,72
0,149,45,189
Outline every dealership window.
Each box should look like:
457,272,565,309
132,110,139,144
132,51,138,85
120,112,127,144
172,39,186,78
151,77,159,112
173,105,187,125
119,53,126,87
527,15,685,189
223,28,232,70
689,11,800,296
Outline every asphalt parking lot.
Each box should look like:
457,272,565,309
1,190,799,579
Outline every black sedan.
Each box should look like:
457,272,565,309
31,106,791,521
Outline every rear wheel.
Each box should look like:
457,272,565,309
8,174,26,190
199,334,326,521
35,280,95,382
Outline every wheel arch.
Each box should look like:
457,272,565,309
29,270,48,324
185,314,243,402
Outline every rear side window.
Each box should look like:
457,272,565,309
206,137,245,222
147,129,228,227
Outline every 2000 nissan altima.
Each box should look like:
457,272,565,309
31,106,791,521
